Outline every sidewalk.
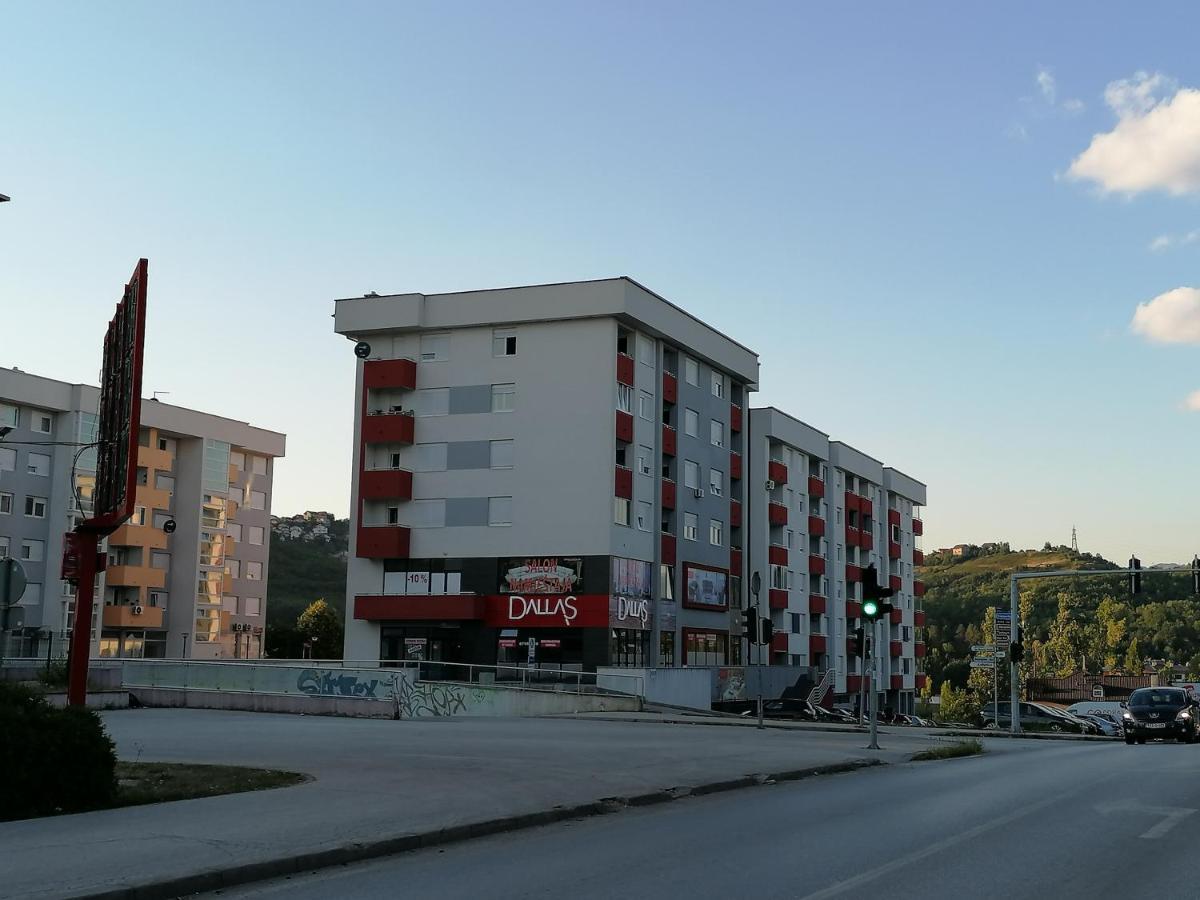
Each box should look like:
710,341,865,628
0,708,950,900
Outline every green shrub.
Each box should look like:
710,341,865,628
0,682,117,821
36,659,69,689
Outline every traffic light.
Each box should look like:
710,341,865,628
1192,556,1200,596
849,625,865,657
862,564,895,621
1129,555,1142,596
760,617,774,645
742,605,758,643
1011,627,1025,663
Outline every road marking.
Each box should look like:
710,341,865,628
796,779,1107,900
1096,800,1196,839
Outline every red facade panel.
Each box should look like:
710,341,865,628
768,502,787,526
729,547,743,574
768,460,788,486
915,642,926,657
356,524,411,559
890,574,902,592
890,674,903,690
810,634,828,655
916,673,928,690
846,674,863,693
845,600,862,619
860,531,874,552
662,371,678,404
914,610,926,627
913,549,925,566
914,580,926,597
890,609,902,625
730,499,742,527
769,588,789,610
809,595,826,614
768,544,788,566
615,466,633,499
846,564,862,583
808,515,825,537
859,497,872,519
354,594,482,621
730,452,743,480
662,479,676,510
888,540,902,559
616,353,635,386
730,403,742,433
807,476,825,499
845,525,860,548
661,534,677,566
662,425,677,457
362,358,416,391
616,410,634,443
359,468,413,500
890,640,903,657
771,631,789,654
913,518,924,536
808,555,826,576
888,509,901,527
844,491,859,513
362,413,414,445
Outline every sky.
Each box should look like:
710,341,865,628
3,2,1200,564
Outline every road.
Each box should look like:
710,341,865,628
214,738,1200,900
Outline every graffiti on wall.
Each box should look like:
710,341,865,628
396,675,488,717
297,668,388,699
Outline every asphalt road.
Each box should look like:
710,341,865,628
214,738,1200,900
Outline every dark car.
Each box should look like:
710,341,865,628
983,701,1094,733
1122,687,1199,744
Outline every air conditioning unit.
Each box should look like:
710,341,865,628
765,479,776,491
132,605,144,615
692,487,704,499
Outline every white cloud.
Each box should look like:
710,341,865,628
1005,122,1029,142
1149,229,1200,252
1036,67,1057,104
1184,390,1200,412
1131,287,1200,343
1068,71,1200,195
1062,97,1085,114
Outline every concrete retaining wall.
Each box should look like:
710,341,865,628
597,667,711,710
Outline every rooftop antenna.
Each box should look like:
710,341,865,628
151,391,170,402
1071,525,1078,554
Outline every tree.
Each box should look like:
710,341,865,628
1124,637,1142,674
938,681,980,725
296,599,344,660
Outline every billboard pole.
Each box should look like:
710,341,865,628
65,534,101,706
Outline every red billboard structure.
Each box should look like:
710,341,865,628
64,259,148,706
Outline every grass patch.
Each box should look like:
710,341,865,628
910,739,984,762
114,762,308,807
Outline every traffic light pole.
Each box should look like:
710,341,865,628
867,621,880,750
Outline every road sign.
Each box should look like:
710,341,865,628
0,558,27,607
994,609,1012,644
971,644,996,652
970,658,997,668
527,638,537,664
1092,684,1105,699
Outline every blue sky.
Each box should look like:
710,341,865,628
3,2,1200,563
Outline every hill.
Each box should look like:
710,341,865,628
264,518,349,657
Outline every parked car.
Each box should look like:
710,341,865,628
1066,701,1128,723
982,701,1094,734
1076,713,1122,737
1121,687,1199,744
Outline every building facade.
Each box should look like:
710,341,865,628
0,368,285,660
334,278,759,668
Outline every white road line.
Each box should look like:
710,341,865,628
1140,807,1195,839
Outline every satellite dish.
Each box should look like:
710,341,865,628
354,341,372,359
162,519,177,535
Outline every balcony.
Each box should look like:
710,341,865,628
105,564,166,590
913,549,925,566
768,502,787,526
730,452,743,480
860,531,874,552
890,640,903,657
915,642,926,658
363,411,414,445
846,564,862,583
808,515,825,537
108,522,167,551
768,460,788,486
103,605,165,630
363,358,416,390
889,609,902,625
662,479,676,510
768,544,788,566
771,631,789,654
730,547,743,574
845,600,862,619
912,518,924,536
729,499,741,527
136,485,172,512
769,589,789,610
846,674,863,693
808,555,826,576
916,673,929,690
730,404,742,433
662,371,678,404
616,410,634,443
810,634,827,655
859,496,872,518
616,352,635,386
809,595,826,615
356,524,410,559
890,574,902,592
914,610,926,627
661,533,677,566
890,674,903,690
137,444,172,472
844,491,859,513
615,465,633,499
807,475,825,499
914,580,926,597
845,525,861,548
888,540,902,559
662,424,677,457
229,462,240,484
360,468,413,501
888,509,901,527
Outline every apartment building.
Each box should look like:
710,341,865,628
747,408,926,713
0,368,285,660
334,278,759,668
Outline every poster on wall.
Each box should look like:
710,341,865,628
500,558,582,594
610,557,654,630
685,564,728,609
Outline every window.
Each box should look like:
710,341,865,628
0,447,13,471
230,450,245,470
684,357,699,386
415,388,449,417
151,551,170,571
903,658,912,675
660,565,675,600
710,519,724,546
617,329,630,355
403,499,446,528
710,468,724,497
903,625,911,642
771,564,789,589
246,561,263,581
638,391,654,420
390,452,402,469
636,445,653,476
27,452,50,476
616,384,633,413
248,490,266,510
414,442,448,472
684,408,699,437
489,440,514,469
248,526,264,546
222,595,239,613
683,629,730,666
0,492,12,514
131,506,146,526
711,372,725,398
387,506,400,525
488,496,513,526
683,460,700,489
791,613,802,634
616,442,628,467
227,522,242,542
24,496,47,518
0,536,7,557
155,473,175,493
420,332,449,361
638,336,655,366
614,497,631,527
21,539,44,562
683,512,698,541
244,597,262,617
252,456,267,476
710,420,724,448
491,383,516,413
492,328,517,357
636,500,652,531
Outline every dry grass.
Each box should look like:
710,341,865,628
114,762,307,807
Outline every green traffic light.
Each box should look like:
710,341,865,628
863,599,878,617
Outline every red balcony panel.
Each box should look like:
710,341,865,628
662,425,677,457
809,554,826,576
808,515,825,537
861,532,874,552
615,465,633,499
914,610,926,627
916,673,929,690
913,549,925,566
360,468,413,500
661,534,676,566
356,524,410,559
808,476,825,499
890,609,902,625
888,540,902,559
769,588,789,610
768,502,788,526
888,509,901,527
912,518,924,536
846,674,863,693
730,452,743,480
730,403,742,433
890,575,902,592
662,479,676,510
616,352,635,386
363,358,416,391
859,496,872,519
362,412,414,445
810,634,828,655
662,371,678,404
845,600,862,619
729,547,743,574
730,499,742,528
809,594,826,615
844,491,859,513
914,581,926,597
890,640,903,657
845,525,860,548
915,642,926,658
771,631,789,654
846,564,862,583
768,460,788,486
890,674,903,690
616,410,634,443
769,544,788,566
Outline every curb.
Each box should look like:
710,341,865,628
545,713,871,736
72,759,883,900
942,729,1116,743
